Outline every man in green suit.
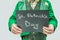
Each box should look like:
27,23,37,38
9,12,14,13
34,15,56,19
8,0,58,40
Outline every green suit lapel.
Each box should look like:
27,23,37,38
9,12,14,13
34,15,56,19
19,0,26,10
40,0,48,10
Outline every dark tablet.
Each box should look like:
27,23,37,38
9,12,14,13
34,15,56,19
16,10,49,32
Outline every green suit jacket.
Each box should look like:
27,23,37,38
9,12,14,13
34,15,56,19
8,0,58,40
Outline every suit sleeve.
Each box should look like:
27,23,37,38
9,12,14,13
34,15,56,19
8,2,19,31
48,1,58,31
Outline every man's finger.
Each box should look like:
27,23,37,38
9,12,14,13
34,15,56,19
43,28,53,34
13,25,22,31
12,27,21,33
11,26,22,34
49,25,54,31
12,24,22,31
11,28,18,34
43,30,48,35
43,24,54,34
43,26,53,31
43,28,52,33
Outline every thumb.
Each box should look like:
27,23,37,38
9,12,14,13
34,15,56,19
49,24,54,31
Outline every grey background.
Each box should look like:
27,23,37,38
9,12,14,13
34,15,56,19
0,0,60,40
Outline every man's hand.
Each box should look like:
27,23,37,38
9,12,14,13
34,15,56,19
43,24,54,35
11,24,22,34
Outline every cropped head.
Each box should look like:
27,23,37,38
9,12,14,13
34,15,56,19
27,0,40,3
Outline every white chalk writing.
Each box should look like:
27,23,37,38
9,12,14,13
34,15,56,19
25,21,39,29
